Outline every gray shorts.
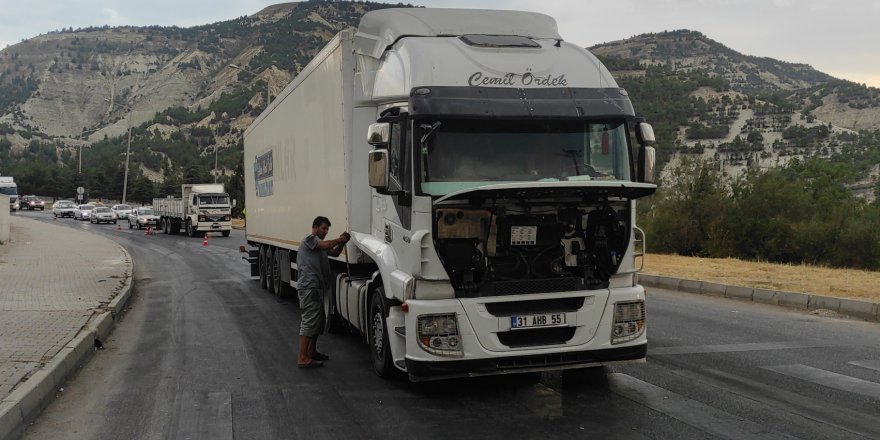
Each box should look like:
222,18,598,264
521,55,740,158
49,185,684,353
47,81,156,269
298,288,325,337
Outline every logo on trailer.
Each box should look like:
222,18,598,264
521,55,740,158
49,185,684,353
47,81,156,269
254,150,274,197
468,71,568,88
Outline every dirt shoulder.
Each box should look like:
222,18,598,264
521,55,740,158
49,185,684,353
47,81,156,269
644,254,880,303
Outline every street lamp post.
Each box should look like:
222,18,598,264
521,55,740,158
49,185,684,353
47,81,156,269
104,98,133,204
229,64,273,106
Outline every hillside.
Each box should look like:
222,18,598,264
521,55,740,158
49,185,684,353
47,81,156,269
0,1,406,205
590,30,880,195
0,8,879,215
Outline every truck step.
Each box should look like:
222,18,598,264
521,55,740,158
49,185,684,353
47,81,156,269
394,360,407,371
394,326,406,337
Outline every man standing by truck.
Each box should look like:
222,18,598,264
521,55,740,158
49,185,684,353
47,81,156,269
296,216,349,368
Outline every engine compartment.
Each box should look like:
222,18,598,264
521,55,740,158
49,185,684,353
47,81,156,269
434,199,630,296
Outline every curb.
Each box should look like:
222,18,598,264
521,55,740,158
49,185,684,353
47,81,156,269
0,241,134,440
638,273,880,322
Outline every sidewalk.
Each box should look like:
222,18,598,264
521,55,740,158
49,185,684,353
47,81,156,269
0,216,133,439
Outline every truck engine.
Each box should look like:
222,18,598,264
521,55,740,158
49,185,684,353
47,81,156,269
434,199,630,297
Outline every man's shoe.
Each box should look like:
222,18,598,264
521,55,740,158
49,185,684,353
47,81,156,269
297,360,324,368
312,352,329,361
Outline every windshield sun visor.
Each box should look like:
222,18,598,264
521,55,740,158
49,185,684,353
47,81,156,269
410,87,635,119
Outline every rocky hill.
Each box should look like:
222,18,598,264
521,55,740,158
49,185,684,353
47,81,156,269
590,30,880,198
0,1,403,203
1,9,879,205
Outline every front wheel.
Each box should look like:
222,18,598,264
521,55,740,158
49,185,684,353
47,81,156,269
368,288,396,378
221,230,230,237
186,221,196,237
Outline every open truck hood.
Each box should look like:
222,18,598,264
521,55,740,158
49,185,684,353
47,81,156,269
434,181,656,203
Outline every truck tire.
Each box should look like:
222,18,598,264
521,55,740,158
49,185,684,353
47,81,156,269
186,220,196,237
270,248,282,297
222,230,231,237
258,245,269,290
368,288,396,378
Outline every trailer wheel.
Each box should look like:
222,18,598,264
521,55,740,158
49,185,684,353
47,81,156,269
369,288,396,378
258,245,268,290
270,248,283,297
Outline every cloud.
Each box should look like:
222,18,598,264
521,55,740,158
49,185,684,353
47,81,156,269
101,8,126,26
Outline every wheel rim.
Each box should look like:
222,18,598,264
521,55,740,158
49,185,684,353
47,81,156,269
371,309,384,358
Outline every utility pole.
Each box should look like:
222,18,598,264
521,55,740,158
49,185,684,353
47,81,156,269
104,98,134,204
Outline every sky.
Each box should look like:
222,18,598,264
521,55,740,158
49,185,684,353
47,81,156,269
0,0,877,87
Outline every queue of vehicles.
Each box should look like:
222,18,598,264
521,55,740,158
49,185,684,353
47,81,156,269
31,184,232,237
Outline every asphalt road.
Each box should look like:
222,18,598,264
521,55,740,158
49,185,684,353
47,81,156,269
16,210,880,440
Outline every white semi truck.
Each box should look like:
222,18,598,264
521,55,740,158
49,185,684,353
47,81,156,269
0,177,18,211
243,8,657,381
154,184,232,237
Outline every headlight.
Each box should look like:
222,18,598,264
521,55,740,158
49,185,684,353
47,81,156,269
198,215,207,222
611,300,646,344
417,313,463,357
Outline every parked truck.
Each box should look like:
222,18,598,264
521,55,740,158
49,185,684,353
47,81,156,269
154,184,232,237
243,8,657,381
0,177,18,211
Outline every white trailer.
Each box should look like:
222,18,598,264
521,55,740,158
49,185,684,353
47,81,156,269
154,184,232,237
243,8,657,381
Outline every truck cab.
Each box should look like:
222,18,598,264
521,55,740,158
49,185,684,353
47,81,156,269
352,9,657,380
0,177,18,211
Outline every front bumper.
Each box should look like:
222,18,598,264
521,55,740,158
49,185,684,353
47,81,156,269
406,343,646,380
401,285,647,381
194,221,232,232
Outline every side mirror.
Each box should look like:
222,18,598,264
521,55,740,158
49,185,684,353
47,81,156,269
367,123,390,146
636,122,656,146
368,149,390,190
638,146,656,184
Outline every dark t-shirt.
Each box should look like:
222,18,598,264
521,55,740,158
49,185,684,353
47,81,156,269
296,234,331,289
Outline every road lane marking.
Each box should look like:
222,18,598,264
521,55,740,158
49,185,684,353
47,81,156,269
672,368,880,439
849,360,880,372
649,341,822,356
763,364,880,400
609,373,793,439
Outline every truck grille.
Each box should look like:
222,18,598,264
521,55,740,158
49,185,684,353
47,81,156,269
478,277,584,296
485,297,586,316
497,327,576,348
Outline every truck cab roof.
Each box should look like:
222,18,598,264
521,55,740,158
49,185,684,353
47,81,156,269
357,8,561,59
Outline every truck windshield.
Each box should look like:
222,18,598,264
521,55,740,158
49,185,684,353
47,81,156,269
199,196,229,206
0,186,17,196
418,119,632,196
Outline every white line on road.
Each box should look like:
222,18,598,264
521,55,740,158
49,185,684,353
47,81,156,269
649,341,823,356
849,360,880,372
763,364,880,400
609,373,794,439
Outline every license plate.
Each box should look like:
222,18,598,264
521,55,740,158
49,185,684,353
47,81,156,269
510,313,566,330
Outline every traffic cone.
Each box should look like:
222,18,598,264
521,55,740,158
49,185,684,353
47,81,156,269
116,223,121,231
202,233,209,247
144,226,152,236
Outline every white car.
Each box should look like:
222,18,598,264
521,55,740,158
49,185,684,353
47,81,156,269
111,204,134,219
52,200,77,218
90,206,117,224
73,204,96,221
128,206,159,229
